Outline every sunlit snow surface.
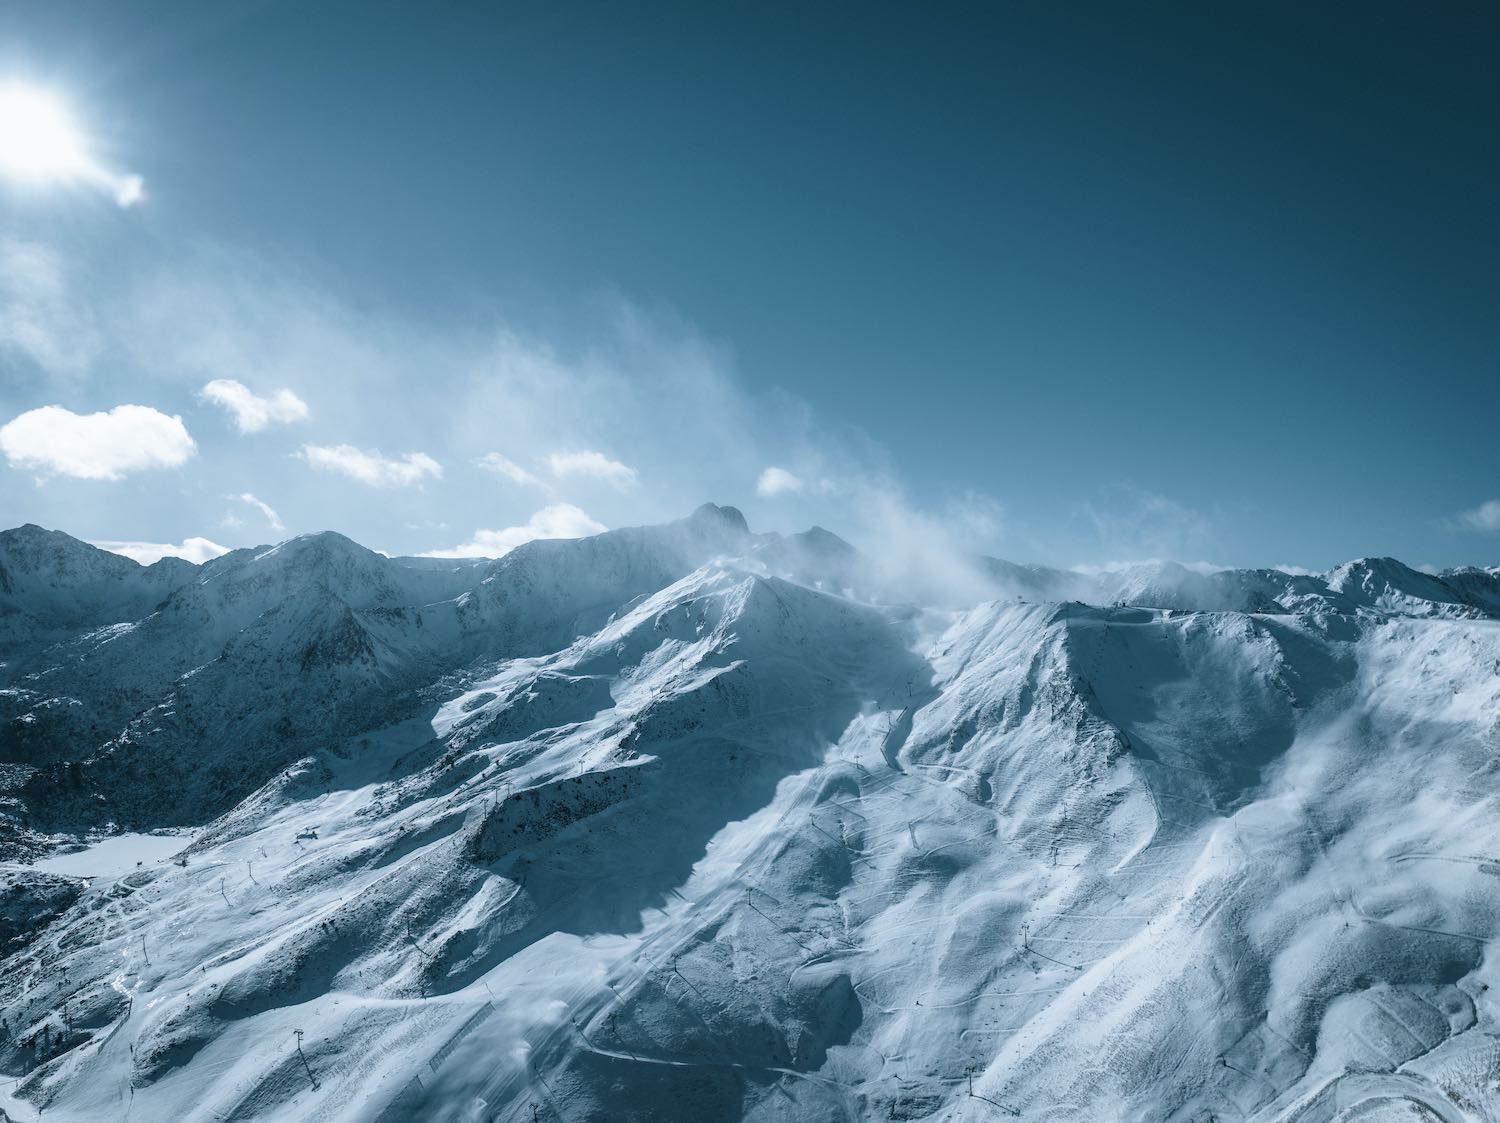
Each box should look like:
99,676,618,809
26,832,193,879
3,514,1500,1122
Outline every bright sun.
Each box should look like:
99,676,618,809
0,82,92,184
0,80,142,204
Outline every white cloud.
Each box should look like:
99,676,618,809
477,451,543,489
0,404,196,480
1457,500,1500,533
91,536,229,565
297,444,441,487
421,503,606,558
756,466,804,497
545,449,638,490
229,491,284,533
198,378,309,433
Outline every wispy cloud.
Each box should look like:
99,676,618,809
477,451,543,489
1079,484,1217,563
545,449,638,490
229,491,285,533
945,491,1005,544
0,404,196,480
1455,500,1500,533
1070,559,1228,576
0,238,938,558
0,240,100,380
756,466,803,497
199,379,309,433
845,485,1004,607
421,503,606,558
297,444,441,487
91,536,229,565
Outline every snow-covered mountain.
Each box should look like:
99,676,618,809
3,508,1500,1122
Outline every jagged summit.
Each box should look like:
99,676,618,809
685,500,751,536
1323,555,1480,615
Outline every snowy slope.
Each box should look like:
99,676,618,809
3,510,1500,1122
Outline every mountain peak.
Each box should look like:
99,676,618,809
0,524,136,575
794,525,854,555
685,502,750,536
253,529,372,562
1,523,95,553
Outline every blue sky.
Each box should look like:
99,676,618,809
1,1,1496,569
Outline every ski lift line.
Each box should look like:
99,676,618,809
564,1014,860,1100
646,963,752,1073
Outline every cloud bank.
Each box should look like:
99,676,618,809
91,536,229,565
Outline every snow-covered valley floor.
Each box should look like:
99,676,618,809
3,509,1500,1121
15,833,196,880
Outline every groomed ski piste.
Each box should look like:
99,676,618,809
3,505,1500,1121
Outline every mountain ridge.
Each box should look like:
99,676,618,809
2,508,1500,1121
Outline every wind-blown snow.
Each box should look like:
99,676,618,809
2,508,1500,1121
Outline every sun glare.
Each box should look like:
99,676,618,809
0,82,92,183
0,80,143,205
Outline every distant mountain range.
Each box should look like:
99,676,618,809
2,507,1499,1121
